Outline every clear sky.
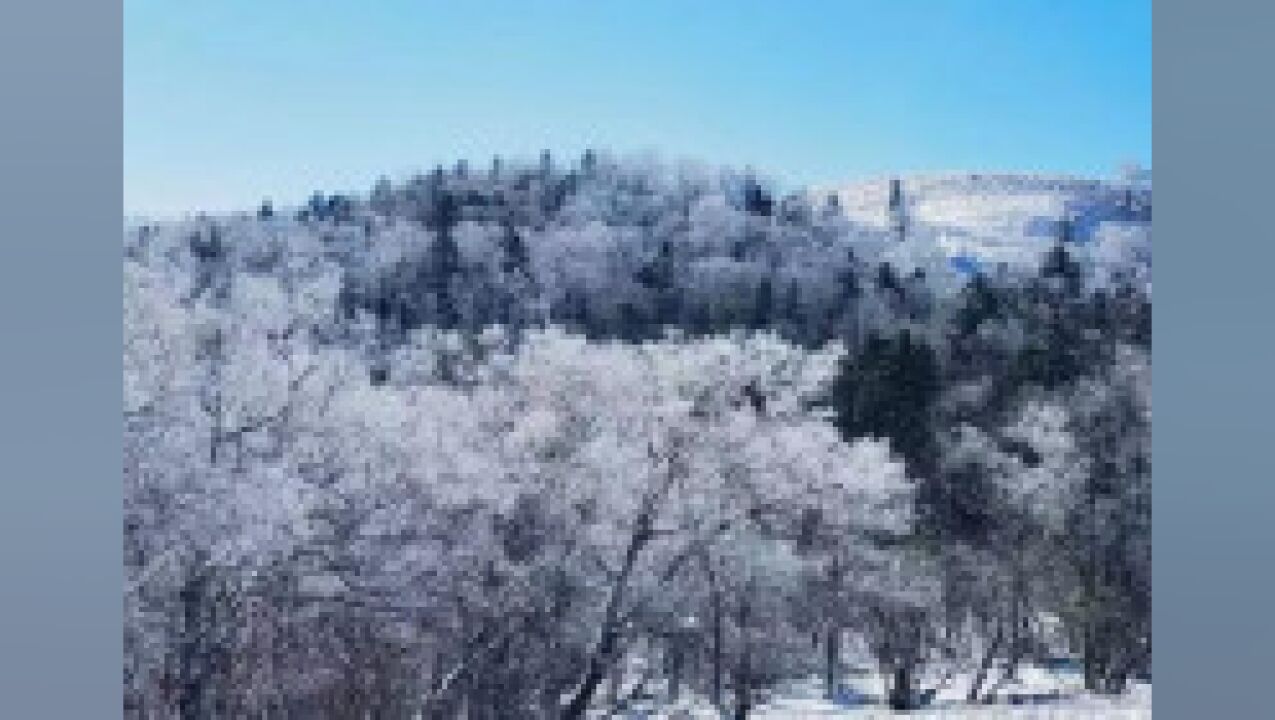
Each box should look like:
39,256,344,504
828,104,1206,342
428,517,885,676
125,0,1151,217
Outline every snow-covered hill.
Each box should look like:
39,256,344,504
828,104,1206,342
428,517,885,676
814,172,1152,281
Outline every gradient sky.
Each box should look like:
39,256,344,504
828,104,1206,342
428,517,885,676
125,1,1151,217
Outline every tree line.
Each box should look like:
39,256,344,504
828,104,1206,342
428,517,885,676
124,151,1151,718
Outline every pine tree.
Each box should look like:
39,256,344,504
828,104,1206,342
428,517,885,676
889,178,906,241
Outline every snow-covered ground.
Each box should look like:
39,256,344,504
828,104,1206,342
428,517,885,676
751,670,1150,719
598,665,1151,719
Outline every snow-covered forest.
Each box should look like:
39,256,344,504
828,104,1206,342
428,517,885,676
123,151,1151,718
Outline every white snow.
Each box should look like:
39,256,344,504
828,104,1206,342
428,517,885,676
594,666,1151,719
813,172,1151,276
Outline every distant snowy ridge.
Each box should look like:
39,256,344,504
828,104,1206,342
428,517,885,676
812,172,1151,277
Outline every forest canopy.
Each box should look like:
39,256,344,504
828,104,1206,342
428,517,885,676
124,151,1150,718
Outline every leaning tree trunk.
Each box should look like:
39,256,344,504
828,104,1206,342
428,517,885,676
564,441,684,719
561,510,653,719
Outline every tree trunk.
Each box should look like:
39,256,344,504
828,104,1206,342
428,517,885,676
608,658,623,711
561,511,653,719
888,665,914,711
669,635,683,703
824,625,840,700
734,605,752,720
1084,475,1102,693
967,627,1004,704
1008,589,1020,682
710,571,724,708
564,442,685,718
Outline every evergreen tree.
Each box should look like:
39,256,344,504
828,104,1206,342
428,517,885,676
742,173,773,217
830,329,941,481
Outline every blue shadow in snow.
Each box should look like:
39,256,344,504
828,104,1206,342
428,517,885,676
831,685,874,708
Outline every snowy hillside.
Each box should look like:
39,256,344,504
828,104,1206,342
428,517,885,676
815,173,1151,280
125,155,1152,718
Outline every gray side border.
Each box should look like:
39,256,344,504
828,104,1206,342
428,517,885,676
1155,0,1275,717
0,0,122,717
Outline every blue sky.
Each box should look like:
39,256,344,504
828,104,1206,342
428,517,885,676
125,1,1150,216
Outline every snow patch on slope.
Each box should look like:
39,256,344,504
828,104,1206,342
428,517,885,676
813,173,1151,279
